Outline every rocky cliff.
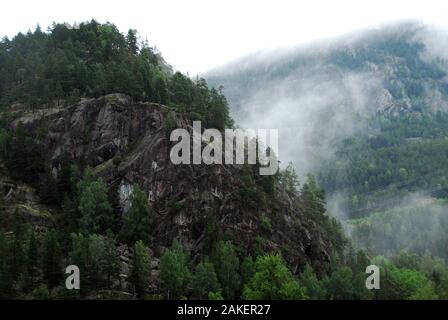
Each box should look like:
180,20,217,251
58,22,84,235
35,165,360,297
7,94,335,274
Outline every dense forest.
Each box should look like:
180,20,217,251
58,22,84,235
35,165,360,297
0,20,232,130
205,23,448,300
1,21,448,300
319,113,448,218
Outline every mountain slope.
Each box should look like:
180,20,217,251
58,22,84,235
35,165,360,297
0,21,350,299
206,22,448,258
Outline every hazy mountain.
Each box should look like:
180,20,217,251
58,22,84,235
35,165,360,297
207,22,448,173
207,22,448,259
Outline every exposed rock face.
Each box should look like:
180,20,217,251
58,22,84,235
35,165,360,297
13,94,334,274
0,177,54,228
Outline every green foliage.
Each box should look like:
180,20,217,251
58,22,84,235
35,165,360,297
299,176,347,254
301,174,326,220
208,291,224,300
375,262,438,300
0,231,13,298
3,122,44,185
278,162,300,197
350,199,448,260
203,214,220,255
240,256,256,286
191,261,221,299
243,254,306,300
32,285,50,300
77,169,114,234
42,229,62,288
120,185,152,244
259,214,272,233
212,240,240,299
319,113,448,219
325,266,355,300
160,240,190,299
0,22,232,130
299,265,326,300
60,195,79,235
9,212,26,282
103,230,121,290
69,231,120,295
130,240,151,298
23,227,38,290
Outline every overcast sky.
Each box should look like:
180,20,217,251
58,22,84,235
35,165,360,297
2,0,448,74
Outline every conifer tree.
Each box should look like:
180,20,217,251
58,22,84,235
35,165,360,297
129,240,151,298
120,185,151,244
24,227,38,291
0,231,13,298
42,229,62,288
160,240,190,299
212,240,240,299
191,261,221,299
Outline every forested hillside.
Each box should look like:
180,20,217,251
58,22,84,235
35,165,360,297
207,22,448,288
0,20,232,130
1,21,448,300
0,21,346,300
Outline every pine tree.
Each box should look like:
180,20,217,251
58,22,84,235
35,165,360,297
212,241,240,299
160,240,190,299
120,185,151,244
10,212,26,283
42,229,62,288
191,261,221,299
299,264,326,300
152,70,168,105
129,240,151,298
103,230,120,291
243,254,307,300
60,195,79,234
126,29,139,54
0,231,13,298
240,256,256,286
77,170,113,234
301,174,326,219
24,227,38,291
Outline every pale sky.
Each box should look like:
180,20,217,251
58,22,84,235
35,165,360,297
2,0,448,74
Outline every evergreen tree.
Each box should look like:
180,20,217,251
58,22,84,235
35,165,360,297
60,195,79,234
23,227,38,291
325,267,355,300
120,185,151,244
77,170,113,234
69,233,111,292
103,230,120,291
240,256,256,286
278,162,300,197
42,229,62,288
212,240,240,299
129,240,151,298
0,231,13,298
160,240,190,299
299,264,326,300
152,70,168,105
301,174,326,219
126,29,139,54
243,254,307,300
10,212,26,283
191,261,221,299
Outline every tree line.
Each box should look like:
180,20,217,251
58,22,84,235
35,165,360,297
0,21,232,130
